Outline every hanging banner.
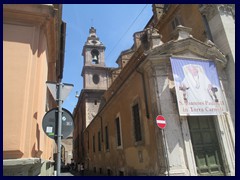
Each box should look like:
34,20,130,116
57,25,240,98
170,57,227,116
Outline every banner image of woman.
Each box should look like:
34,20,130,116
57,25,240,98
170,57,227,116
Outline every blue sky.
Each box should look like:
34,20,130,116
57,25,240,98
61,4,153,113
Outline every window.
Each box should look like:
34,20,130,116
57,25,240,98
202,15,213,42
93,74,100,84
93,135,95,153
171,16,182,30
105,126,109,150
98,131,101,151
115,117,122,147
132,103,142,142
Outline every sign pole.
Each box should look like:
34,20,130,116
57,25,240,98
57,83,63,176
155,115,169,175
45,81,73,176
162,129,170,176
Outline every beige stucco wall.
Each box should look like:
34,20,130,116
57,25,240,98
3,21,55,159
3,4,64,176
3,24,48,158
3,22,55,175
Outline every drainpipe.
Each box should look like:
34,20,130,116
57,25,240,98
136,69,150,119
202,14,213,42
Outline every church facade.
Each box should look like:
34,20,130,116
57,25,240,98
73,4,235,176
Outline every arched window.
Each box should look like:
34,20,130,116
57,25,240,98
91,49,99,64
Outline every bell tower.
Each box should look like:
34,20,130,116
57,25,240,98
81,27,109,126
82,27,108,90
82,27,105,67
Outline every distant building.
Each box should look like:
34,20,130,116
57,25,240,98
73,4,235,176
3,4,66,176
73,27,113,165
61,133,73,166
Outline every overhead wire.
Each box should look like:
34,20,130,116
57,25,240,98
80,5,150,88
106,4,149,60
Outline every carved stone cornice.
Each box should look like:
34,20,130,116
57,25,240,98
218,4,235,19
175,25,192,41
3,4,55,26
199,4,235,20
199,4,218,20
140,34,227,80
139,27,163,54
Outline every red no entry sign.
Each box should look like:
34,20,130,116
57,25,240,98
156,115,166,129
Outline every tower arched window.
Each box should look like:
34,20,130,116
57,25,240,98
91,49,99,64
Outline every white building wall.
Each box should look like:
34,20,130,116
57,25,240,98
151,62,196,176
207,5,235,126
146,43,235,175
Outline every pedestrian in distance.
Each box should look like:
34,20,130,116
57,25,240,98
80,163,84,176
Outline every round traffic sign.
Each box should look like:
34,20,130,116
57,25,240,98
42,108,74,139
156,115,166,129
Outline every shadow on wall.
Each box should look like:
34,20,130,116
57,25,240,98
3,23,42,56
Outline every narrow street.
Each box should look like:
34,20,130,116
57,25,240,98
60,172,74,176
58,169,100,176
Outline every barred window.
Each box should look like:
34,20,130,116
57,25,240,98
105,126,109,150
93,135,95,153
132,103,142,142
115,117,122,146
